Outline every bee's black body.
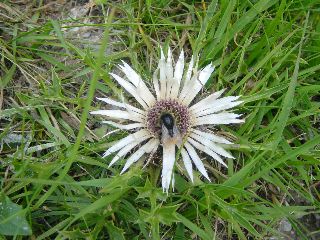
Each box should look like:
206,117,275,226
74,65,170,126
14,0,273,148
161,113,175,137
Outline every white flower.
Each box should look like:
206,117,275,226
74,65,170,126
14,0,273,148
91,47,244,193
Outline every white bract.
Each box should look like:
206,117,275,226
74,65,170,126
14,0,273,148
91,48,244,193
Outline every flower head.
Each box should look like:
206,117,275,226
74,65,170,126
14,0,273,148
91,47,244,193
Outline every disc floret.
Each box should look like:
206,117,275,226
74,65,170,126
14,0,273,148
146,99,190,136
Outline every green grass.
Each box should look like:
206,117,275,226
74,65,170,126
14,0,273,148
1,0,320,239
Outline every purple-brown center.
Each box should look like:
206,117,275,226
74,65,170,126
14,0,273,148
146,99,190,137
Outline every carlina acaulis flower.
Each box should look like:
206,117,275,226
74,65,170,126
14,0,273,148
91,47,244,193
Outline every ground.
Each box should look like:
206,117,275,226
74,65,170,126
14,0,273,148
0,0,320,239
